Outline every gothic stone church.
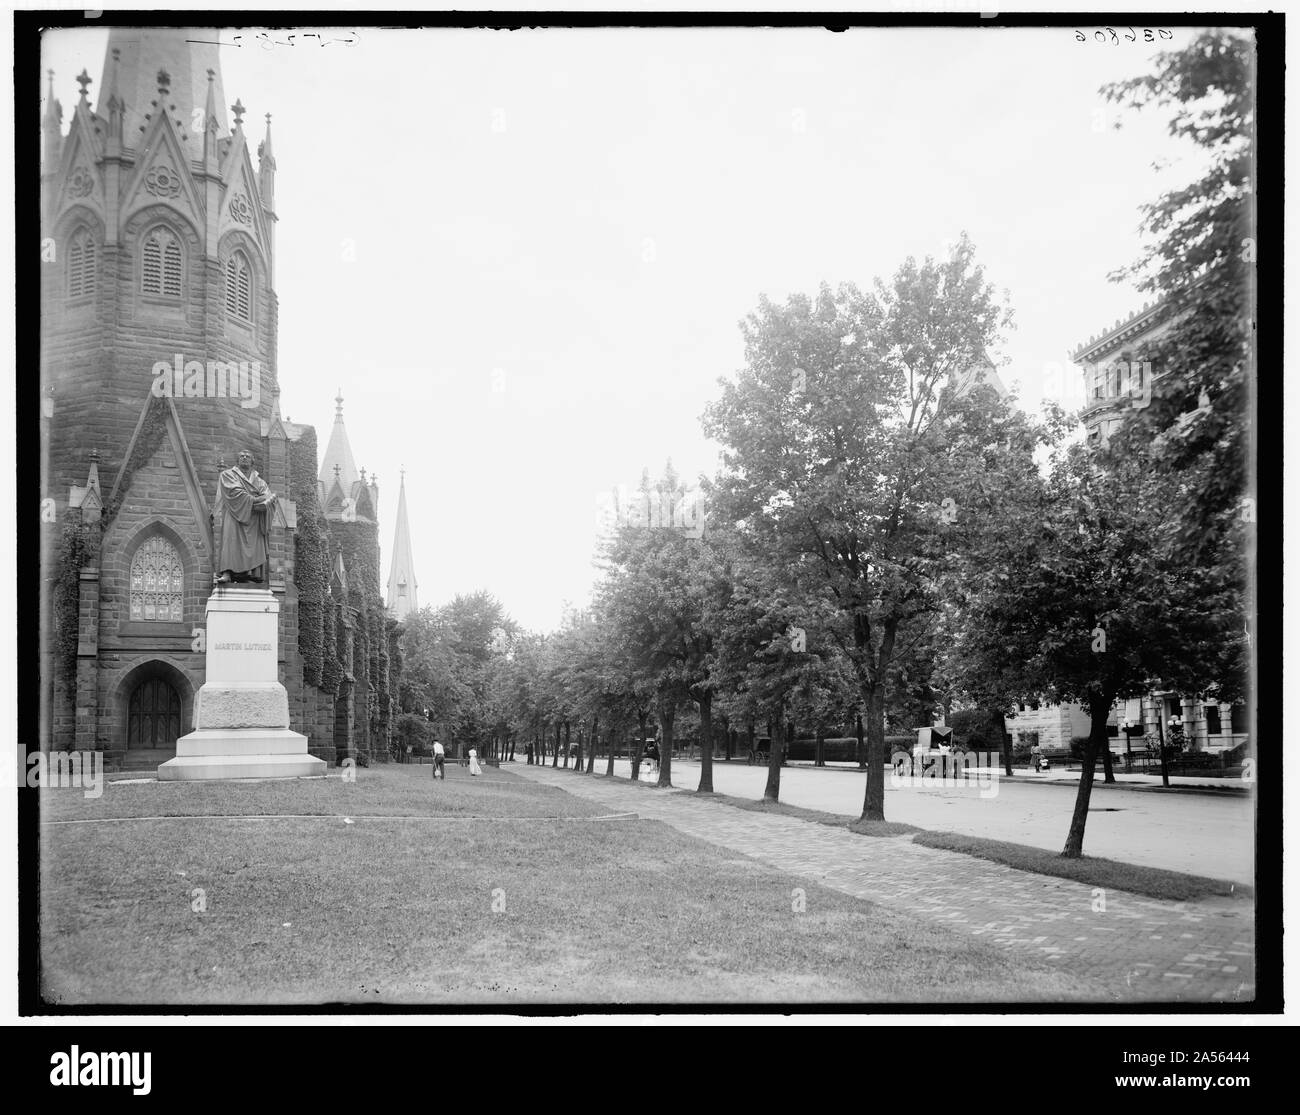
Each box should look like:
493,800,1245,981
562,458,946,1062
39,29,403,766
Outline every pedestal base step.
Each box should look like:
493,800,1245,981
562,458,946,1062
157,752,328,781
176,728,312,757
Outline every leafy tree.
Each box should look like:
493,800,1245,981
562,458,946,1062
708,552,826,801
398,606,474,745
1101,30,1253,545
1099,28,1255,730
596,464,730,790
704,240,1024,820
400,593,517,754
961,432,1244,856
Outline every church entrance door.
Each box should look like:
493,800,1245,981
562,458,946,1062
127,677,182,748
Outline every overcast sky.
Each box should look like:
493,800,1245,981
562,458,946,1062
40,23,1228,631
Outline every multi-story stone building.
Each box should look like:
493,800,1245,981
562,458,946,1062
1069,302,1248,755
39,28,402,767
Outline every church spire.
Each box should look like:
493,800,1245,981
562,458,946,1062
104,48,125,148
257,111,276,212
100,27,228,144
202,66,220,168
386,468,419,621
318,389,360,492
42,69,63,167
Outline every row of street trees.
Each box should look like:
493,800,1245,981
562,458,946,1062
397,32,1252,857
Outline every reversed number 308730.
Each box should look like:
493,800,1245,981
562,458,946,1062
1076,28,1173,43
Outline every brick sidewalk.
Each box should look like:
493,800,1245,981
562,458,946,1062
512,765,1255,1003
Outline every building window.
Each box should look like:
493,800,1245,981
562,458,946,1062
1230,703,1249,734
1205,705,1222,734
141,226,183,298
225,251,252,321
129,536,184,622
67,228,95,298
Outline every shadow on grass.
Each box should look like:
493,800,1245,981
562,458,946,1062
911,832,1251,901
709,793,921,837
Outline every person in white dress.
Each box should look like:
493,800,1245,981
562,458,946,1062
468,748,482,776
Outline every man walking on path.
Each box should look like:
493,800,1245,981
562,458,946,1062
432,739,445,780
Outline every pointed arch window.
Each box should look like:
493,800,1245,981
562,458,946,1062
141,226,183,298
129,536,185,622
225,250,253,321
67,228,96,298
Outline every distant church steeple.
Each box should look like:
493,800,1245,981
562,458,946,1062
386,467,419,621
319,390,360,492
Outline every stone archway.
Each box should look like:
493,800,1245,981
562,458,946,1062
127,676,181,748
115,659,194,755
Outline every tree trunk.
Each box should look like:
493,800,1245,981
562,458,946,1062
764,705,783,802
859,685,886,821
605,724,616,777
586,712,598,773
563,720,571,769
552,722,560,768
631,710,647,781
815,731,825,768
747,723,755,763
696,691,714,793
856,712,866,770
657,702,674,788
1101,736,1115,784
997,710,1013,776
726,727,734,762
1063,688,1114,857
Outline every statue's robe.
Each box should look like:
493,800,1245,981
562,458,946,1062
213,466,272,582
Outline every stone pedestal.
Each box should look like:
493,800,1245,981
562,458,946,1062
159,587,326,781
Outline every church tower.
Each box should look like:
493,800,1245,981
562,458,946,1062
41,28,399,765
313,390,392,758
40,28,290,760
386,469,419,620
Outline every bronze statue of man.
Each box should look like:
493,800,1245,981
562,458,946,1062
212,450,277,584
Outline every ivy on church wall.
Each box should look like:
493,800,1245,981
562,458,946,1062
332,521,381,603
369,601,392,757
54,518,97,694
386,615,403,715
288,429,330,688
320,591,340,694
102,395,170,526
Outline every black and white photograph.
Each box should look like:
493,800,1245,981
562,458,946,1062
14,5,1281,1049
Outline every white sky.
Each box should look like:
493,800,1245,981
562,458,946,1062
40,23,1227,631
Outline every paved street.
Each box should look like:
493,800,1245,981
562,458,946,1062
514,763,1256,1003
580,758,1254,885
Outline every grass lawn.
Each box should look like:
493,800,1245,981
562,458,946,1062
910,832,1250,901
41,764,1096,1005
